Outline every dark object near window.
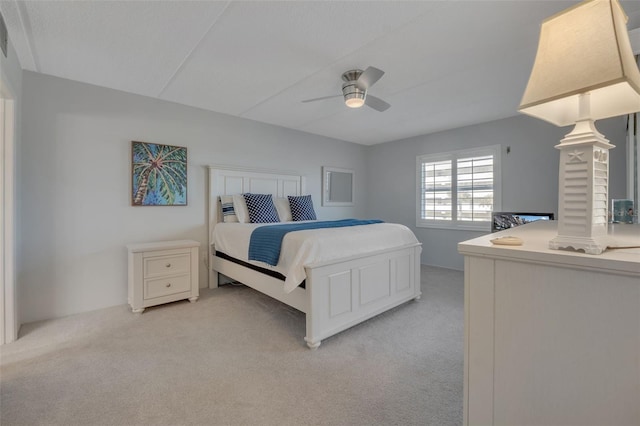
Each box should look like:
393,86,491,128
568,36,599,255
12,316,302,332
0,12,7,58
491,212,554,233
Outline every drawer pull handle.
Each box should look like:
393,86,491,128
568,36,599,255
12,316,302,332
166,283,171,288
165,263,171,268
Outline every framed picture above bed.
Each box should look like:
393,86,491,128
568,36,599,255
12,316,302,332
131,141,187,206
322,166,354,206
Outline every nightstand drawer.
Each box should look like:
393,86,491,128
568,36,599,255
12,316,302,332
144,253,190,278
144,274,191,299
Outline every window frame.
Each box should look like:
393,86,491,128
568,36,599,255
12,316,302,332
416,145,502,231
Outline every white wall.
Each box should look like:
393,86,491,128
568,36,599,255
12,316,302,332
19,71,366,324
365,114,629,270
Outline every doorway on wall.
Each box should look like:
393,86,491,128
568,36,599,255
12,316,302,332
0,75,17,344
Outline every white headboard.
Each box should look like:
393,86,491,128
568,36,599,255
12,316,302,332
208,165,306,226
207,166,306,271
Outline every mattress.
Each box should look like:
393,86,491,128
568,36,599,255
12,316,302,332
212,220,420,293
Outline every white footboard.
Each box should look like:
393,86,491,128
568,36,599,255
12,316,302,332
304,244,422,349
210,243,422,349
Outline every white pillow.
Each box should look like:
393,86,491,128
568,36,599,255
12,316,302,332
232,194,250,223
220,195,238,223
274,197,292,222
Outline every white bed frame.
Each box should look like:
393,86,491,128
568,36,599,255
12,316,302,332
208,166,422,349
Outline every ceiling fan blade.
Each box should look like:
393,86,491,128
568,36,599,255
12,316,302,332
357,66,385,90
302,94,342,103
365,94,391,112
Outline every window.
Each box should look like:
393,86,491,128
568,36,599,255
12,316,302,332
417,145,501,230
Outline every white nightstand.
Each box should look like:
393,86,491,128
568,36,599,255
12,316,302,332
127,240,200,313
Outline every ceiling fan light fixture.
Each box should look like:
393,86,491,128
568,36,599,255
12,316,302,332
342,82,366,108
302,66,389,112
345,94,365,108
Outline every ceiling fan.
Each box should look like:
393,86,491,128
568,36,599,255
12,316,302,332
302,66,391,112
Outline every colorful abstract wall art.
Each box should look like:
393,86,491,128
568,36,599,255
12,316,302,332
131,141,187,206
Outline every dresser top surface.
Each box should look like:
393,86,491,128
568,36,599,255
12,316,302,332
458,221,639,274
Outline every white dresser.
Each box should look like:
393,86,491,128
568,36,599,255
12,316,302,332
127,240,200,313
458,221,639,426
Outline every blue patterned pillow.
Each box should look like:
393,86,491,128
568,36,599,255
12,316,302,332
220,195,238,223
243,193,280,223
288,195,317,221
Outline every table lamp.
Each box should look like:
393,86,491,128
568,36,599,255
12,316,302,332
519,0,640,254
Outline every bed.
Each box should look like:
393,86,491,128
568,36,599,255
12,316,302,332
207,166,422,349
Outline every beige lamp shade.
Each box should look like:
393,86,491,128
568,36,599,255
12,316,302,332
519,0,640,126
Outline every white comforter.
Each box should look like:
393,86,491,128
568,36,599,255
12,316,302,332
213,221,420,293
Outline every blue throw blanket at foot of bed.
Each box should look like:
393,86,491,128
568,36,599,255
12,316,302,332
248,219,383,266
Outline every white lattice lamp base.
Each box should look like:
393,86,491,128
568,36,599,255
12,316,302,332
549,117,614,255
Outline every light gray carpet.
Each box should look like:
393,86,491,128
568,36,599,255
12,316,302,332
0,265,463,426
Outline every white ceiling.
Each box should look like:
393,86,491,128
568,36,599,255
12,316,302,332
2,0,640,145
